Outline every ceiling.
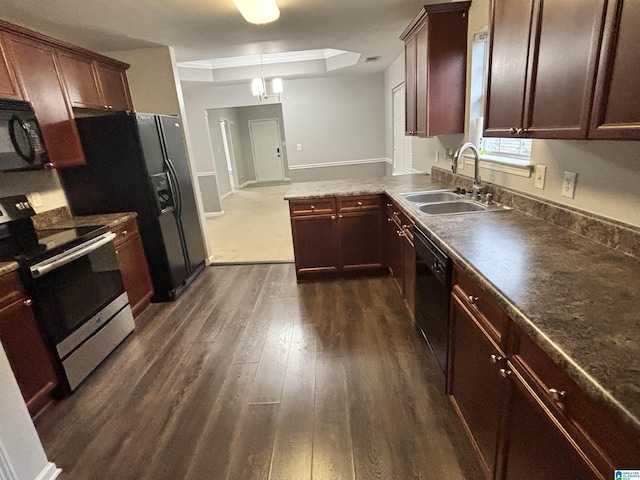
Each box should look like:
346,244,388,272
0,0,431,75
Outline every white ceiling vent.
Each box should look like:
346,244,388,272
364,56,381,63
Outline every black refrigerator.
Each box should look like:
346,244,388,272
60,112,207,301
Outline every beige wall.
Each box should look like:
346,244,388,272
108,46,181,115
386,0,640,227
0,170,67,213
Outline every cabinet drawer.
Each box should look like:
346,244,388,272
289,199,336,216
337,195,383,212
0,272,25,309
112,218,139,246
510,325,640,473
453,265,509,343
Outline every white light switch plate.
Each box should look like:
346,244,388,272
30,192,43,207
534,165,547,189
297,143,302,151
562,171,577,198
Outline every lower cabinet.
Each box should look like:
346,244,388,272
385,198,416,317
113,218,153,317
450,264,640,479
0,272,57,417
289,195,385,280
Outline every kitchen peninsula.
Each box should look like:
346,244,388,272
285,169,640,476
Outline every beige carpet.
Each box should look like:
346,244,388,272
206,184,294,263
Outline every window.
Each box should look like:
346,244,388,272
392,83,413,175
470,30,532,173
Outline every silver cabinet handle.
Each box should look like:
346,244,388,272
468,295,479,304
490,354,503,364
499,368,511,379
509,127,517,135
548,388,567,403
23,299,32,307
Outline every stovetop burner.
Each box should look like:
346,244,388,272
0,195,109,266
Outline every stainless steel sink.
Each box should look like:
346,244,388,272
402,191,462,203
417,200,512,216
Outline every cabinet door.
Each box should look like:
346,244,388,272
590,0,640,139
338,211,383,271
524,0,606,139
501,368,601,480
385,211,404,292
291,215,339,278
0,36,22,100
56,52,103,109
402,232,415,317
450,292,506,478
116,234,153,318
5,34,85,168
404,34,417,136
484,0,535,137
0,297,57,416
414,22,428,137
96,63,132,111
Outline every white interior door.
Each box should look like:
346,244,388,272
249,118,284,182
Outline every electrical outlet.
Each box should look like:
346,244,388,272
30,192,43,207
562,171,577,198
297,143,302,151
534,165,547,189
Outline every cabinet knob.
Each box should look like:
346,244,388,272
338,214,343,218
386,203,393,207
402,224,410,230
121,230,128,236
517,128,525,136
468,295,479,304
387,217,393,222
499,368,511,379
44,162,54,169
397,230,405,237
357,201,363,206
23,299,32,307
310,205,315,210
509,127,517,135
548,388,567,403
490,354,503,364
331,215,336,220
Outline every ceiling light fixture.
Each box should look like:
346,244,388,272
232,0,280,25
251,55,283,102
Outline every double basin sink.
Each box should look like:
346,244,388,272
401,190,512,215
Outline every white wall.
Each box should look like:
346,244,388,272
0,170,67,213
384,0,640,227
182,73,386,180
0,345,60,480
108,47,181,115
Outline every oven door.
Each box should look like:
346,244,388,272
28,233,125,349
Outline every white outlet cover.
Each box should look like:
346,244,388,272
534,165,547,189
30,192,43,207
297,143,302,151
562,171,577,199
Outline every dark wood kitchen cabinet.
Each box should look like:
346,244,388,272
0,36,22,100
289,196,385,281
113,218,153,317
485,0,606,140
385,198,415,317
3,33,86,168
450,265,640,479
400,2,470,137
0,272,57,417
57,53,132,111
590,0,640,139
449,286,508,478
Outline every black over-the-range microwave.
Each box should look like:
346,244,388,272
0,98,49,172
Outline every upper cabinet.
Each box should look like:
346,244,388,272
401,2,471,137
590,0,640,139
4,33,86,168
486,0,640,141
0,36,22,100
58,52,132,111
0,20,132,169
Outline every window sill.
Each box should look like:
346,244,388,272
462,153,533,178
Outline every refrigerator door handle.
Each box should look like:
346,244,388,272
165,158,182,217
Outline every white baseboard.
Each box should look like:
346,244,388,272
238,180,258,188
35,463,62,480
207,255,216,265
288,158,388,170
219,191,232,200
205,211,225,218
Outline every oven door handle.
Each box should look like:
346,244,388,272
30,232,117,278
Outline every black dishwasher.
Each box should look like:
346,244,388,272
414,227,452,377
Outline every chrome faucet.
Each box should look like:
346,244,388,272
453,142,483,197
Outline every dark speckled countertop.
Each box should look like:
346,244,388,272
286,174,640,435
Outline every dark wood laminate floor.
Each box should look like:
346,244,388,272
35,264,484,480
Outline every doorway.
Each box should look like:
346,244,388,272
219,118,237,190
249,118,285,183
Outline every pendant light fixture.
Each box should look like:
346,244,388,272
251,55,283,102
232,0,280,25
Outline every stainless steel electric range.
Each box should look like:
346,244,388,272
0,195,135,392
